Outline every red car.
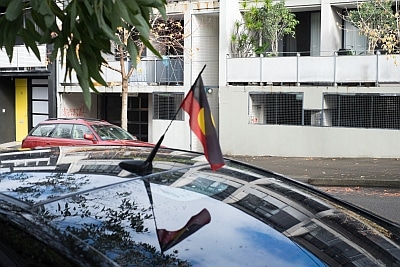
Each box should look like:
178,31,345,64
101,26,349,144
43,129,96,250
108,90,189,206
21,118,152,149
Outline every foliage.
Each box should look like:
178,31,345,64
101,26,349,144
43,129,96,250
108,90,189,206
342,0,399,53
234,0,298,56
231,20,254,57
243,3,270,55
105,14,184,130
58,196,190,266
263,0,298,53
0,0,166,108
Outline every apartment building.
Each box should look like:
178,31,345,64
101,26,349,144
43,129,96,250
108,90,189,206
0,44,57,144
1,0,400,158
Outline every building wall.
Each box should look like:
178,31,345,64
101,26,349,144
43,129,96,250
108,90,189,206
51,0,400,158
58,93,98,119
320,2,342,55
219,85,400,158
0,77,15,143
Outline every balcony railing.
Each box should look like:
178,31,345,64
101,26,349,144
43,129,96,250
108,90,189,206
0,45,47,72
226,52,400,86
129,56,184,85
61,56,184,87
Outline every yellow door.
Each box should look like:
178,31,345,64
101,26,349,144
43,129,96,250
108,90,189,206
15,79,28,141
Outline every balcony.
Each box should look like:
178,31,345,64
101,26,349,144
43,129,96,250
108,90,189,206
0,45,48,72
129,56,184,85
226,52,400,86
60,56,184,87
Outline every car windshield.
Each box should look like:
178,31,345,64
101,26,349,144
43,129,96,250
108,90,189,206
91,124,137,141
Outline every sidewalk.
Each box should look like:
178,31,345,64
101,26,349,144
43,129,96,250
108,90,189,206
0,141,21,150
229,156,400,188
1,142,400,187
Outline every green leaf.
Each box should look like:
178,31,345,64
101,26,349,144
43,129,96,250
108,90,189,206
48,0,65,19
4,18,20,61
126,38,138,68
5,0,21,21
0,0,12,6
115,0,134,26
77,75,92,110
20,29,41,60
82,0,94,15
38,0,52,15
66,44,82,75
44,14,55,28
139,35,161,58
70,1,77,30
24,18,42,41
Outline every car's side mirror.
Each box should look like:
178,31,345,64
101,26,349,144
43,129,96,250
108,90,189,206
84,133,95,141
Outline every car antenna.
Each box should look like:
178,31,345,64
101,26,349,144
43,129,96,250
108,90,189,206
119,134,164,176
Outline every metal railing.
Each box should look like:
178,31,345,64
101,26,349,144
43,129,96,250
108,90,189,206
58,55,184,87
0,45,48,71
226,52,400,86
129,56,184,85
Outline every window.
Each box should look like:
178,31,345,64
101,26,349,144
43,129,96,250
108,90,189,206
249,93,304,125
31,124,56,137
153,93,184,120
323,94,400,129
51,124,73,138
72,125,92,140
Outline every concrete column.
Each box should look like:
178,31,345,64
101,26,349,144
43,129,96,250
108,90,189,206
219,0,242,86
320,0,342,56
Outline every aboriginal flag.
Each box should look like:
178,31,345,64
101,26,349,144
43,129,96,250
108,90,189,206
157,208,211,253
180,73,225,171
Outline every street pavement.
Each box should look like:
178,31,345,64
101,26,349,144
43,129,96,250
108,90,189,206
1,142,400,187
229,155,400,188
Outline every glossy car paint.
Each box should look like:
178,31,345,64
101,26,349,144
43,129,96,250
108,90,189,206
0,146,399,266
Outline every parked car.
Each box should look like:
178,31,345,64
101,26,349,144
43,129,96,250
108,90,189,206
21,118,152,149
0,145,399,266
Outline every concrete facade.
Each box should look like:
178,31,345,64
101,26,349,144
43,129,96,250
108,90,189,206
57,0,400,158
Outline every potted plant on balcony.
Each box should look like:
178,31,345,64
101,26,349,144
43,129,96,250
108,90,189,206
341,0,397,55
231,20,254,57
239,0,298,56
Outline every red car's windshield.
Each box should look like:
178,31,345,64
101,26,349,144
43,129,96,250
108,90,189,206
91,125,137,141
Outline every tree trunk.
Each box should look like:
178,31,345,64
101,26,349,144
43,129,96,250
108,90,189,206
119,42,129,131
121,76,129,130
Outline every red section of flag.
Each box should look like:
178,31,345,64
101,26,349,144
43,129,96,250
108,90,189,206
157,208,211,253
180,74,225,171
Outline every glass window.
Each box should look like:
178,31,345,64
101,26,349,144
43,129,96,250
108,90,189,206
51,124,73,139
31,124,56,137
91,125,137,140
72,125,92,139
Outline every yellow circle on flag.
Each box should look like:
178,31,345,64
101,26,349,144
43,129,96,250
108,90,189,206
198,108,215,135
198,108,206,135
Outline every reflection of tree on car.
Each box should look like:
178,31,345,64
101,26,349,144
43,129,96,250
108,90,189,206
7,170,190,266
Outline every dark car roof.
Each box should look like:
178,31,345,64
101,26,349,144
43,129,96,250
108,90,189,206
0,146,400,266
